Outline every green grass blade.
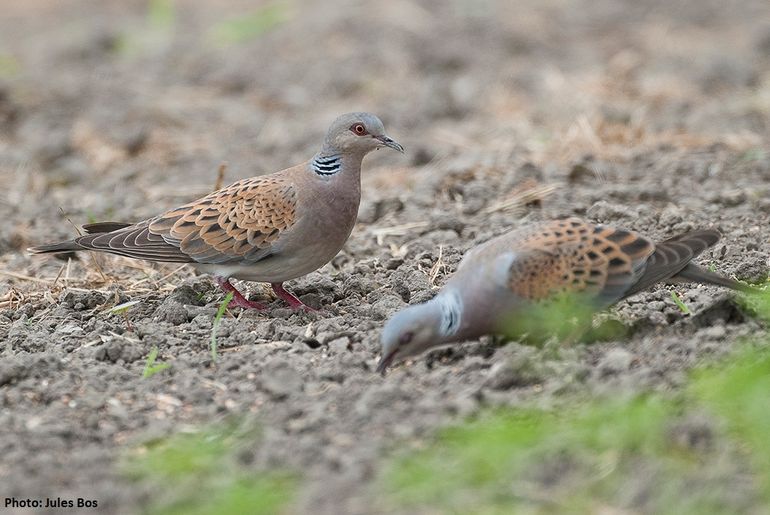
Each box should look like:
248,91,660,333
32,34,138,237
211,292,234,363
148,0,176,29
143,346,171,379
208,3,291,46
670,291,691,314
124,423,296,514
0,53,20,78
110,300,141,314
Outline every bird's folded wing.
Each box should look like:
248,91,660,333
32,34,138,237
73,223,194,262
621,229,721,298
503,218,656,306
74,177,298,264
149,176,298,264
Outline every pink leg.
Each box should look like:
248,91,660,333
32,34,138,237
215,277,267,310
271,282,316,311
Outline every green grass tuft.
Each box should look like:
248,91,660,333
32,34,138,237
691,346,770,498
500,292,599,344
0,53,20,77
142,346,171,379
147,0,176,29
210,291,233,363
125,423,296,515
129,430,230,480
737,280,770,323
670,291,691,314
382,396,723,513
208,3,291,45
158,475,296,515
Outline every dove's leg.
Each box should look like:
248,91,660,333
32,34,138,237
271,282,316,311
215,277,267,310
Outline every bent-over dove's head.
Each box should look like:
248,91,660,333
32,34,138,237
322,112,404,156
377,301,447,375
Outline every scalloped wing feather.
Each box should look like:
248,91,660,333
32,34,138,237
501,218,656,305
63,176,298,264
622,229,721,297
148,176,297,264
72,222,193,262
498,218,724,306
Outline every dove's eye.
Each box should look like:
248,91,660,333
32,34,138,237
350,123,367,136
399,332,414,346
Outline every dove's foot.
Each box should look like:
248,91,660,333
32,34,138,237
271,282,317,312
216,277,267,310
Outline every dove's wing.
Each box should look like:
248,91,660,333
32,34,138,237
59,175,299,264
622,229,722,297
495,219,730,306
480,218,656,306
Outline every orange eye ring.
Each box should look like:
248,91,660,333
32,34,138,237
351,123,367,135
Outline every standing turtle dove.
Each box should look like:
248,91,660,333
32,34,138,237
378,218,749,373
30,112,404,310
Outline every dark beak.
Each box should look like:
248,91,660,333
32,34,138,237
376,349,398,376
375,135,405,153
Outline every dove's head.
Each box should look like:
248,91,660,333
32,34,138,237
323,112,404,156
377,292,463,375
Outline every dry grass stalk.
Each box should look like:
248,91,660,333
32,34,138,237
428,245,446,287
0,269,52,284
0,288,22,309
483,179,559,215
371,222,429,246
214,162,228,191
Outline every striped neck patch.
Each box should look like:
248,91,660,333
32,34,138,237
311,154,342,176
438,290,463,337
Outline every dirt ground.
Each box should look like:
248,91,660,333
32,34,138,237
1,0,769,513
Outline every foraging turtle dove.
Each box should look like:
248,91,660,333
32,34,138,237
378,218,748,373
30,112,404,310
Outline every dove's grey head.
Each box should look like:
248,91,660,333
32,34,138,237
377,292,464,374
321,112,404,156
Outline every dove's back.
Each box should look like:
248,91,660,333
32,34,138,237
454,218,744,310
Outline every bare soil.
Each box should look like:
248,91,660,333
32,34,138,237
1,0,769,513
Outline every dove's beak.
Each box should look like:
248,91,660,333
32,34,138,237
376,135,405,153
376,348,398,376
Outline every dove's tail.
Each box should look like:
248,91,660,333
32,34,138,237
674,263,752,292
660,230,751,292
27,222,134,255
657,229,753,293
624,229,753,297
28,240,82,254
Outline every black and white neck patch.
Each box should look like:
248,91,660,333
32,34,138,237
438,290,463,337
311,154,342,176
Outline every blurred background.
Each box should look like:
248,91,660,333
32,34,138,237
1,0,768,234
1,1,770,514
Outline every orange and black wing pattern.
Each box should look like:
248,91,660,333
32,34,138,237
503,218,656,305
148,176,297,264
37,176,299,264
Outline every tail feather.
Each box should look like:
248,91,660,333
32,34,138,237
660,229,721,249
29,220,191,263
624,229,722,298
28,240,83,254
28,221,136,255
82,222,133,234
674,263,752,292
